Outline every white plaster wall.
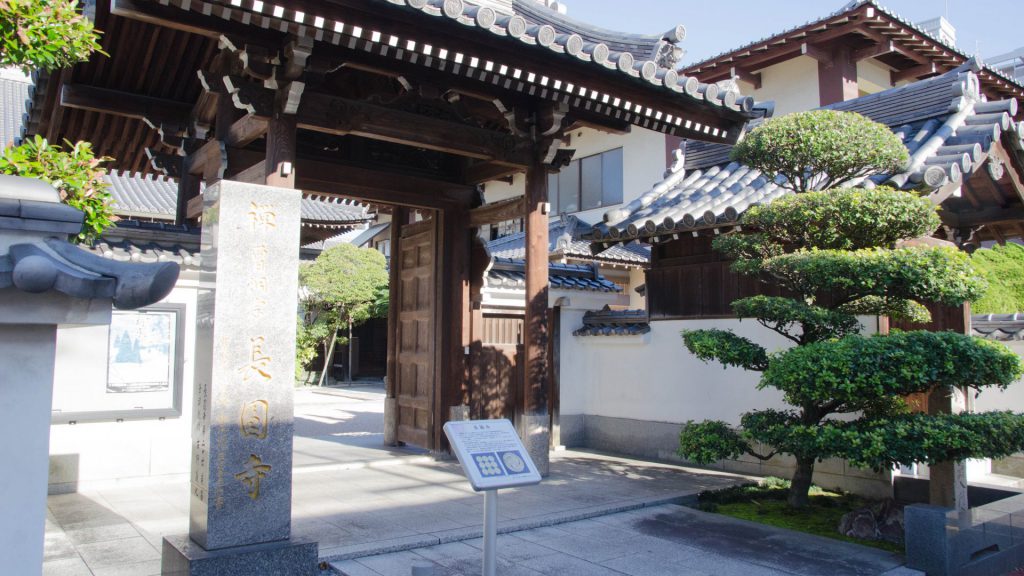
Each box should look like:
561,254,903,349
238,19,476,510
628,268,646,310
482,126,666,222
560,315,791,424
974,341,1024,413
737,56,822,117
48,279,199,487
857,59,895,95
560,313,882,424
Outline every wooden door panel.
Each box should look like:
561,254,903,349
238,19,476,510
395,220,436,449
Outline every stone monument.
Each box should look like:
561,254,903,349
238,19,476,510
0,175,179,576
161,180,317,574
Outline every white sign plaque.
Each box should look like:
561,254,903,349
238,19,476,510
444,419,542,491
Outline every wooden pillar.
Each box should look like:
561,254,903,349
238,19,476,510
175,168,201,226
265,115,297,188
522,154,551,474
818,47,859,106
927,303,971,512
383,207,405,446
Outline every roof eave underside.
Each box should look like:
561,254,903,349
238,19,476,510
24,0,761,175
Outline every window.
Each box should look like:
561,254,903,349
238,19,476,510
549,148,624,214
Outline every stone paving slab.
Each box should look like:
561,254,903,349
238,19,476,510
331,504,909,576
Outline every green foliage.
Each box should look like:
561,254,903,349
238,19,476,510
298,244,389,378
301,243,390,326
759,247,985,306
823,412,1024,470
731,110,908,192
681,117,1021,507
732,296,861,344
737,188,940,252
762,331,1023,408
0,0,104,72
678,420,749,465
681,329,768,371
970,243,1024,314
295,316,332,379
0,135,114,242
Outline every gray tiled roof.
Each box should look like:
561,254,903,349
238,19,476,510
486,214,649,266
972,314,1024,341
0,74,30,148
590,63,1024,245
154,0,765,143
573,307,650,337
486,258,621,293
103,170,369,226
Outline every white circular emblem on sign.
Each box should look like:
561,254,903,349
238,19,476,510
502,452,526,473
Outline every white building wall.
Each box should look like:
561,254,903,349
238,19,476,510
483,126,666,220
48,277,199,489
737,56,822,117
857,59,895,95
557,306,893,497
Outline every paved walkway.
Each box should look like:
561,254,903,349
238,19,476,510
43,386,912,575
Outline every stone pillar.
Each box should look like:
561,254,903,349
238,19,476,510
0,175,178,575
522,157,551,476
162,180,317,574
0,324,56,576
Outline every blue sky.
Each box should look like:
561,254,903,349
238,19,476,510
566,1,1024,66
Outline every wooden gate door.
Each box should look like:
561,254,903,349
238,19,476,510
395,219,437,448
472,314,523,421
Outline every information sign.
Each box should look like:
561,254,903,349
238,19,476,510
443,419,542,491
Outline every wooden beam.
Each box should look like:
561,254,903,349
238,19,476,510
185,139,227,180
60,84,192,127
265,115,297,188
469,197,525,227
110,0,283,44
801,43,833,65
853,40,896,62
295,158,475,209
730,67,762,90
462,161,523,186
891,63,938,84
941,206,1024,228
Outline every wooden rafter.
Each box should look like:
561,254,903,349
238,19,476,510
60,84,192,127
891,63,938,84
469,197,525,227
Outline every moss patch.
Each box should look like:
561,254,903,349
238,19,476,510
694,478,903,554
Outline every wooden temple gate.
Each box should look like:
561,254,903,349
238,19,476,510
29,0,756,459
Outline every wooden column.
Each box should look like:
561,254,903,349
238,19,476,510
818,46,859,106
265,115,297,188
175,168,201,226
522,153,551,474
383,207,405,446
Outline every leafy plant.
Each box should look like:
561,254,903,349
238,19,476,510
299,244,389,384
0,135,115,243
0,0,104,73
970,243,1024,314
681,110,1024,508
731,110,908,193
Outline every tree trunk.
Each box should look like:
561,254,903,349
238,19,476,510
347,318,354,382
317,322,339,388
788,457,815,508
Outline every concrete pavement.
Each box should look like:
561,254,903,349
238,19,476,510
43,385,914,575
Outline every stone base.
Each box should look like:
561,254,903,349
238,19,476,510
521,414,551,477
161,535,318,576
384,397,398,446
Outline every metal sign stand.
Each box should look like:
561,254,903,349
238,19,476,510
443,419,542,576
484,490,498,576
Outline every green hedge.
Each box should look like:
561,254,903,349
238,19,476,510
971,243,1024,314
